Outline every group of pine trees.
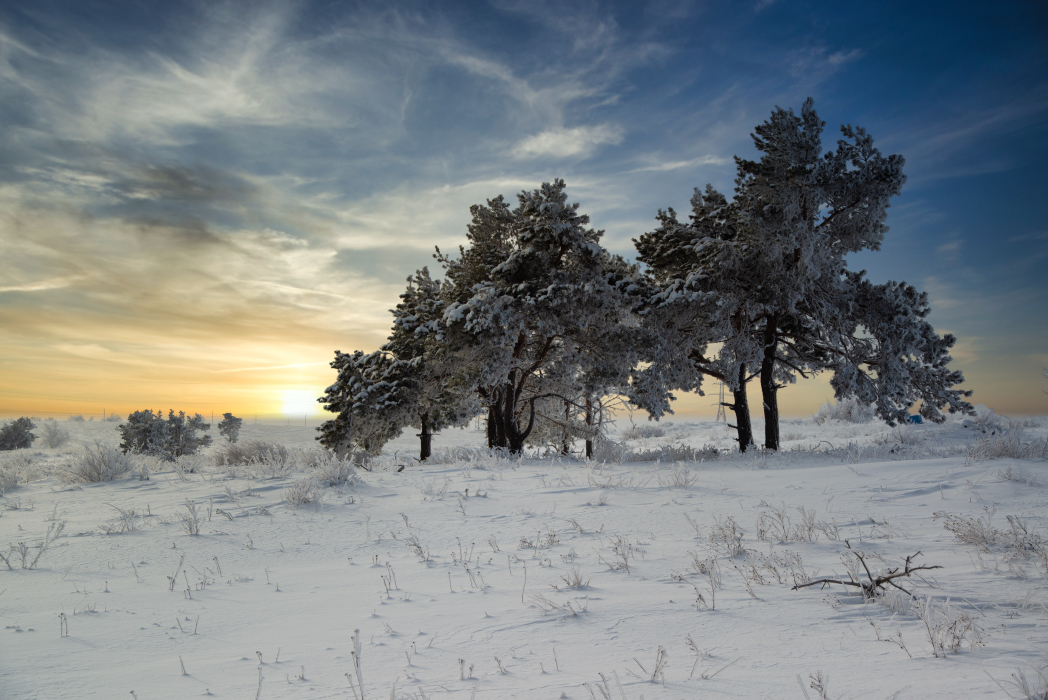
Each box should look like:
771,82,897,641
318,99,974,461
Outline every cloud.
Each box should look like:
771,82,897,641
627,154,732,173
0,276,79,293
511,124,624,159
788,46,864,81
213,362,329,374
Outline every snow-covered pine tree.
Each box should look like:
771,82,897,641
316,350,417,456
636,99,972,449
218,413,243,444
118,409,211,459
633,187,763,451
382,268,476,461
441,179,640,455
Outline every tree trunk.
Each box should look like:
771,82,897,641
761,315,780,451
726,363,754,452
561,400,571,454
419,411,432,462
486,405,497,449
584,396,594,459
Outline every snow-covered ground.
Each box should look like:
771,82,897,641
1,414,1047,699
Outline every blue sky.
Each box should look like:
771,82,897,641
1,0,1046,417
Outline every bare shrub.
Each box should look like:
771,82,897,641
61,442,137,483
39,420,70,449
812,397,875,424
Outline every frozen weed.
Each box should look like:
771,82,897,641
98,505,138,534
560,566,589,589
707,515,745,557
284,477,323,508
658,465,697,489
913,595,984,657
998,466,1040,487
595,535,634,574
935,506,1046,559
180,500,201,535
308,451,359,487
966,430,1048,464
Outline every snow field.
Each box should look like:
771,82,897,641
1,418,1047,699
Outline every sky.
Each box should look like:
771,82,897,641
1,0,1046,422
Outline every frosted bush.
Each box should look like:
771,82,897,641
284,476,322,508
307,450,359,486
213,440,294,477
39,419,70,448
621,423,666,440
965,430,1048,464
0,465,17,495
813,398,875,424
590,439,719,463
61,442,137,483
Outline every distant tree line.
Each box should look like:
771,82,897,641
318,99,974,462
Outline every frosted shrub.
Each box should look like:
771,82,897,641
812,398,875,424
284,477,322,508
213,440,293,477
307,450,359,486
61,442,137,483
965,430,1048,464
67,414,85,422
590,439,719,463
622,423,666,440
0,465,17,495
39,419,70,449
0,452,38,494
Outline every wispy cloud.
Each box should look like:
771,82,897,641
0,276,79,293
511,124,625,159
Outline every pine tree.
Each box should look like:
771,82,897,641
218,413,243,444
316,350,417,456
118,409,211,459
636,99,972,449
441,179,640,455
382,268,476,461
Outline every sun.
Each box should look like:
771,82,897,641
280,389,319,417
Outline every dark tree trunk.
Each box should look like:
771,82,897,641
761,315,780,451
418,411,432,462
725,363,754,452
584,396,594,459
561,400,571,454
